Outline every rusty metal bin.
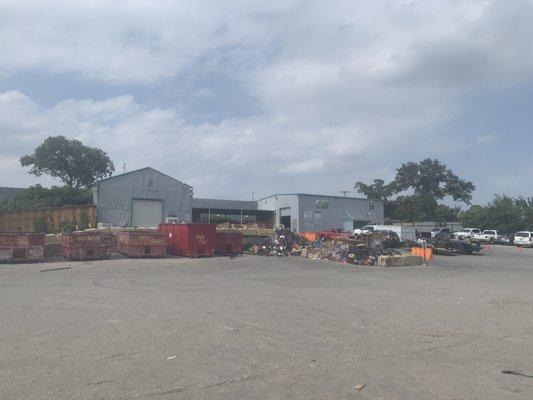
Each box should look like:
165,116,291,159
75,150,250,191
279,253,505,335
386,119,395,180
0,233,45,262
117,230,167,257
62,231,111,260
159,223,216,257
215,232,243,255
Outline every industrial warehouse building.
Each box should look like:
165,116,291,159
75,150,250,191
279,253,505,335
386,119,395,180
93,168,193,227
258,194,383,233
93,167,384,232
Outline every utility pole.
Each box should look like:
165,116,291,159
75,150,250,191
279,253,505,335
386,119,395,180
339,190,350,198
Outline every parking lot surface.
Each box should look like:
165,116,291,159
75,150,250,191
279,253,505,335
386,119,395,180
1,246,532,399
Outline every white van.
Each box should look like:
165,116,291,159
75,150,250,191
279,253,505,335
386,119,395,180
514,231,533,247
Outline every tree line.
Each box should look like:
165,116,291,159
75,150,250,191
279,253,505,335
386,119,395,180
3,137,533,234
354,159,533,234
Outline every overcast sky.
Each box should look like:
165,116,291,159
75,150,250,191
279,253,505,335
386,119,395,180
1,0,532,204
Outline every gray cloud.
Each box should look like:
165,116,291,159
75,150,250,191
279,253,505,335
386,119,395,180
1,0,533,202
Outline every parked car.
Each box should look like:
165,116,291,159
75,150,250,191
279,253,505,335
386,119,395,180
454,228,481,240
353,225,375,235
473,230,500,242
514,231,533,247
497,234,514,245
430,227,452,238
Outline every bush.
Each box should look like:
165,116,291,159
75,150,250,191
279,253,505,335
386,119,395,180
60,220,77,234
34,218,49,233
0,185,92,210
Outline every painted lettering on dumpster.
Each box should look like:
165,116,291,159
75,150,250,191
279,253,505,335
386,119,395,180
0,235,29,247
196,234,207,245
77,235,100,242
138,235,165,245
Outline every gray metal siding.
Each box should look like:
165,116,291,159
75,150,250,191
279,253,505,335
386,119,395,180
258,194,384,233
258,195,300,231
298,194,383,232
96,168,192,227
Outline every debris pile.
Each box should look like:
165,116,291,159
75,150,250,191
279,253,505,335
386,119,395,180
249,229,403,266
248,228,307,256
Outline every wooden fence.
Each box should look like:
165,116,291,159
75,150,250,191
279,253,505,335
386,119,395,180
0,205,96,233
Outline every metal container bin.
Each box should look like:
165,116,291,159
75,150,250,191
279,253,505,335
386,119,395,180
159,223,216,257
0,233,45,262
215,232,243,255
117,230,167,257
62,231,112,260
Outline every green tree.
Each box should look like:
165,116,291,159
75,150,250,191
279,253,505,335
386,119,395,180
459,194,533,234
393,158,475,220
20,135,114,189
459,204,487,229
354,179,395,201
0,185,92,210
355,159,474,221
354,178,397,217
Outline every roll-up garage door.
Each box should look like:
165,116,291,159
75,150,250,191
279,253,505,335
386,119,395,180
131,199,163,227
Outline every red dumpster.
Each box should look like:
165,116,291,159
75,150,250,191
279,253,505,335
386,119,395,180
0,233,45,262
215,231,243,255
159,223,216,257
62,231,112,260
117,230,167,257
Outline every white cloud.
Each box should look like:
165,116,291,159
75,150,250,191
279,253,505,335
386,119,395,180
1,1,533,201
0,90,417,196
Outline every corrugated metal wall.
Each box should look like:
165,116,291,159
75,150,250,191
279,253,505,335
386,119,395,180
258,194,384,233
96,168,193,227
0,205,96,233
298,194,384,232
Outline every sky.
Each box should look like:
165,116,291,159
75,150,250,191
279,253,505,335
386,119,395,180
1,0,532,204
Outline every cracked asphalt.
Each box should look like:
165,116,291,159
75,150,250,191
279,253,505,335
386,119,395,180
1,246,532,399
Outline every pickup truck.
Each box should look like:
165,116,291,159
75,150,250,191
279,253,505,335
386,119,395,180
430,227,452,238
428,232,483,254
454,228,481,240
473,230,500,242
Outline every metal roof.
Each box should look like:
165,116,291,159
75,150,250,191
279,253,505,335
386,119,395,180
257,193,376,202
193,198,258,210
97,167,192,189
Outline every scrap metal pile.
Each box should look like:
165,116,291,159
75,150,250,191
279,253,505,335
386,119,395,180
248,228,400,265
248,228,307,256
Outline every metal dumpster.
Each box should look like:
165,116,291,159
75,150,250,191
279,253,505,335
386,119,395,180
117,230,167,257
0,233,45,262
215,231,243,255
62,231,112,260
159,223,216,257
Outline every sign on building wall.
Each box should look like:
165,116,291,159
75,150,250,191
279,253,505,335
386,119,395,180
303,211,313,222
315,200,329,209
